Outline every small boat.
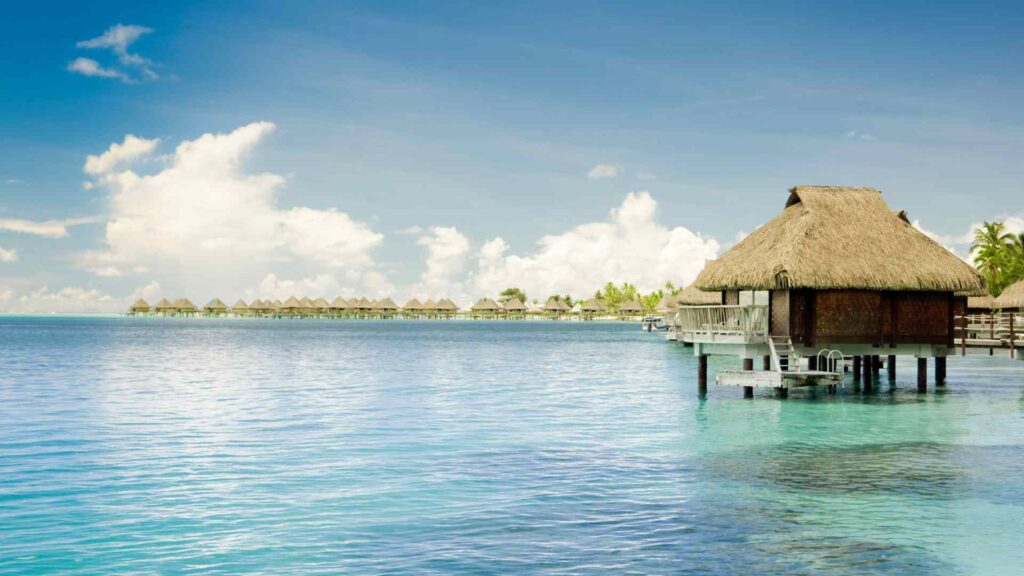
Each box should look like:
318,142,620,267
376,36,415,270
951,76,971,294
642,315,668,332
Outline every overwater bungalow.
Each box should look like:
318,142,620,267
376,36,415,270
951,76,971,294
203,298,228,316
421,298,438,318
436,298,458,318
281,296,302,316
683,185,985,397
618,300,644,320
377,297,399,318
231,299,249,316
501,297,527,318
656,294,676,315
312,297,330,317
471,298,501,318
175,298,198,317
154,298,175,316
330,296,349,317
543,297,564,319
403,298,422,318
128,298,151,315
674,283,722,306
580,298,606,320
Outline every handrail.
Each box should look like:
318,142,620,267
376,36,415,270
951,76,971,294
674,304,769,340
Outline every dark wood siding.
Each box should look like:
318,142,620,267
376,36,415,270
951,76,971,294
788,289,953,346
770,290,790,336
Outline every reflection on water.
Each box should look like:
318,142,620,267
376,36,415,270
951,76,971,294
1,317,1023,574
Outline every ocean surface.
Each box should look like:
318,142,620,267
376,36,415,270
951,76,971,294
1,317,1023,575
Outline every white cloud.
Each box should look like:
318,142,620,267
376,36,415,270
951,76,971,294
395,225,424,235
412,226,471,299
84,134,159,176
67,57,128,81
586,164,618,179
0,245,17,262
80,121,386,298
129,280,162,302
0,217,97,238
72,24,158,82
843,130,875,141
467,191,719,299
1,286,119,314
912,220,963,257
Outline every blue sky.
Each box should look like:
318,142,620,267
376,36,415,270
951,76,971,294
1,1,1023,311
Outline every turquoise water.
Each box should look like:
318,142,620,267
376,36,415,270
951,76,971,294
1,317,1023,574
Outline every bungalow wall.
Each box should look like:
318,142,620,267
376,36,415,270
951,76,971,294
770,289,954,347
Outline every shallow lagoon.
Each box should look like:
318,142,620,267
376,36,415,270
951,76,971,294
1,317,1022,574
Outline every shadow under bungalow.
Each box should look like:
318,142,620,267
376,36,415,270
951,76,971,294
673,185,985,398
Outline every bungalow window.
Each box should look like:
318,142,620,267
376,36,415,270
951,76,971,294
739,290,769,306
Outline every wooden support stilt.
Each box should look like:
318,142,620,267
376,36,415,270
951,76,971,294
1010,313,1016,360
853,355,862,381
774,387,788,399
917,358,927,392
872,355,881,376
935,356,946,386
742,358,753,398
698,354,708,397
808,355,818,371
862,355,873,392
887,355,896,380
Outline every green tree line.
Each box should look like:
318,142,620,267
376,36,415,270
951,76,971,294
498,281,684,313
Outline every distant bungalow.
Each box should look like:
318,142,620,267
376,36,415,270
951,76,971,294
175,298,198,317
471,297,501,318
617,300,644,319
995,278,1024,312
501,297,527,318
682,186,984,397
580,298,605,320
129,298,151,315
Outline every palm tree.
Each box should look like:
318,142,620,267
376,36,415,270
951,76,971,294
971,221,1012,295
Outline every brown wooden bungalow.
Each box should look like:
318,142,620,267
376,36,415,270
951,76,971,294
500,297,528,319
128,298,151,315
681,186,985,397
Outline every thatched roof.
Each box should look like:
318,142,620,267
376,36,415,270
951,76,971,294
282,296,302,309
232,299,248,310
656,294,675,312
130,298,150,310
330,296,348,309
472,298,501,311
421,298,437,310
543,297,563,311
695,186,985,292
674,284,721,306
312,297,330,310
250,298,263,309
618,300,644,313
403,298,422,310
558,300,572,311
502,297,527,311
204,298,227,311
581,298,605,312
155,298,174,310
175,298,197,311
965,295,995,310
437,298,458,311
994,278,1024,309
378,297,398,309
299,297,314,308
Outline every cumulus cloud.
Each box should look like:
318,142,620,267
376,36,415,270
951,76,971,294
411,226,471,300
129,280,162,302
84,134,159,176
71,24,158,82
0,245,17,262
79,122,385,297
586,164,618,179
0,217,97,238
67,57,128,81
468,191,719,299
0,286,119,314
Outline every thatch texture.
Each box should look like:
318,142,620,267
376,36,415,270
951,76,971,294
618,300,644,313
130,298,150,311
175,298,197,311
232,299,248,310
695,186,985,292
155,298,174,310
966,295,995,310
282,296,302,310
994,278,1024,309
312,297,330,310
436,298,458,311
501,297,527,311
581,298,605,312
378,297,398,310
330,296,349,309
472,298,501,311
204,298,227,311
674,284,721,306
403,298,422,310
542,298,563,312
656,294,675,312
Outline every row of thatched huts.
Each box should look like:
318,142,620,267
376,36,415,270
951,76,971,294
128,294,658,319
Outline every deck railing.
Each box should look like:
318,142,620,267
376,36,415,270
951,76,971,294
674,304,769,341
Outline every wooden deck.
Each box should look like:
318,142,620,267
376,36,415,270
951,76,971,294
716,369,842,388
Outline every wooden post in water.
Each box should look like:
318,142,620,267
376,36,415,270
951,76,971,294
862,355,873,392
887,355,896,381
961,314,967,356
935,356,946,386
853,355,862,381
872,355,881,376
1010,313,1016,360
698,354,708,397
774,386,788,399
742,358,753,399
917,358,927,392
